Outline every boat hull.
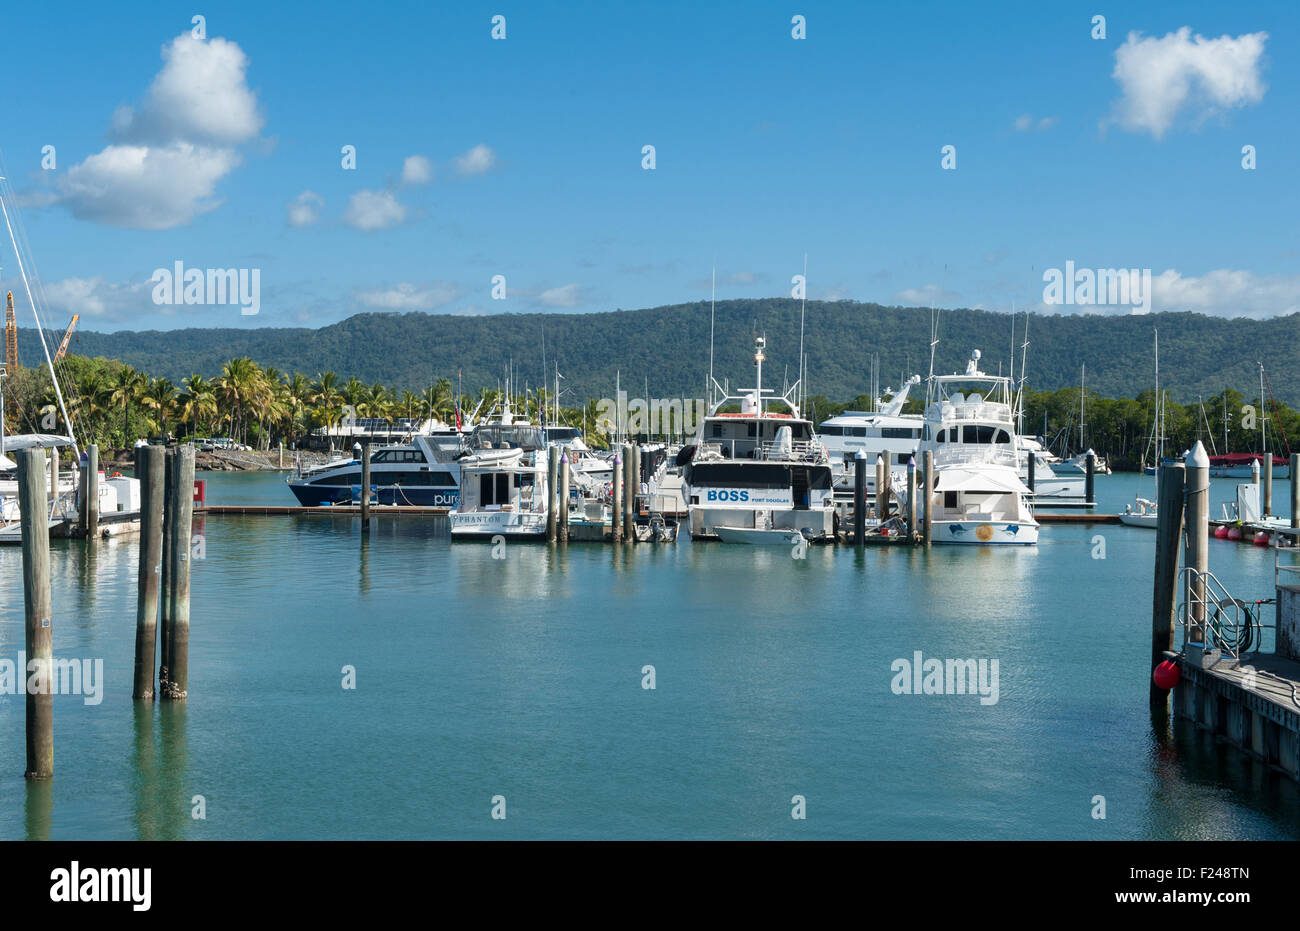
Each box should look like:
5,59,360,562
1118,513,1158,529
932,520,1038,545
449,510,547,539
289,482,458,508
713,526,805,545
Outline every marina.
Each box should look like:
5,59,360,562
4,467,1300,840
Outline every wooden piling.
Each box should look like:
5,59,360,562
1026,447,1035,493
1291,453,1299,530
633,445,643,516
623,445,635,540
1264,450,1273,516
17,449,53,779
1184,443,1210,650
559,456,570,543
1085,451,1096,508
48,449,58,503
853,452,866,545
159,449,175,690
1151,462,1186,706
133,445,165,700
546,446,559,542
163,445,195,700
360,442,371,532
278,441,284,470
84,444,99,538
874,455,887,521
612,449,623,544
906,456,917,541
922,450,933,547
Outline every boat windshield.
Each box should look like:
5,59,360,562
469,424,546,451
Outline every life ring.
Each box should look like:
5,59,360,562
110,472,123,478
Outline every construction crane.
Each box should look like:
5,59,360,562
3,291,15,370
52,314,79,363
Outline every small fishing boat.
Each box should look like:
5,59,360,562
713,526,805,545
1119,497,1159,529
1208,452,1289,479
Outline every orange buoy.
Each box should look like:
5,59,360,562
1153,660,1180,690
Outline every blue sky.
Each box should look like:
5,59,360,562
0,0,1295,332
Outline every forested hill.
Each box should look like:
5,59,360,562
17,300,1300,405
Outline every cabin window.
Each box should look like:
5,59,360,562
747,423,757,437
881,428,915,439
944,491,958,509
850,427,867,437
497,473,509,501
820,425,843,436
711,424,724,438
895,454,910,465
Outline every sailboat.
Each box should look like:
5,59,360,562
0,178,85,540
1120,332,1165,529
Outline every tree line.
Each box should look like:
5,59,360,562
3,353,1295,470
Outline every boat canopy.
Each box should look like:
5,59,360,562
2,433,75,450
0,453,15,470
935,466,1031,495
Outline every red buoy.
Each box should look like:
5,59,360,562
1254,531,1270,547
1214,525,1229,539
1153,660,1180,690
1227,525,1242,541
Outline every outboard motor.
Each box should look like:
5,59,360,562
675,444,697,467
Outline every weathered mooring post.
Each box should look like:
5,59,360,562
546,445,559,542
633,445,643,518
558,456,571,543
906,455,917,541
1151,461,1186,706
82,444,99,538
1184,443,1210,653
1264,451,1273,517
163,445,195,700
159,449,175,690
922,450,933,547
874,454,887,522
1026,448,1035,494
48,450,58,503
622,444,635,540
360,442,371,531
612,449,623,544
17,449,53,779
1291,453,1300,530
1085,451,1096,508
278,440,284,470
133,445,165,700
853,450,866,546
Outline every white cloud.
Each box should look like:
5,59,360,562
538,283,582,307
1014,114,1057,132
895,284,961,307
356,282,460,310
43,32,262,229
1149,268,1299,319
111,34,262,145
454,143,497,176
17,275,153,321
56,143,239,229
286,190,323,228
1109,28,1268,139
401,155,434,185
343,189,407,232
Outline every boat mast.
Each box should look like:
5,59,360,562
707,266,716,412
797,253,807,414
1258,362,1266,457
0,184,79,460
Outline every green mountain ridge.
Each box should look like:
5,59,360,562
16,299,1299,405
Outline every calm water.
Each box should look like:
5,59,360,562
1,470,1298,840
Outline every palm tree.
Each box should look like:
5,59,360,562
106,365,144,447
140,376,177,438
179,375,218,438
